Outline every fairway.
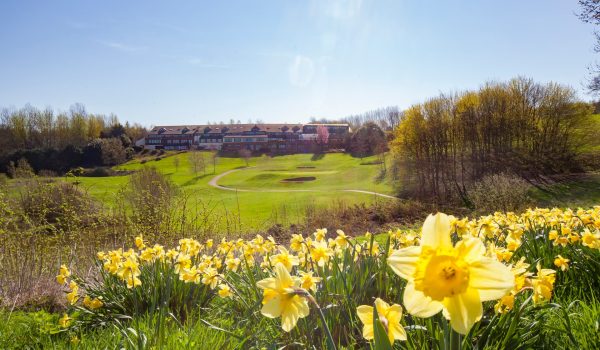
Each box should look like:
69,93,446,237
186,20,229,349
64,152,395,231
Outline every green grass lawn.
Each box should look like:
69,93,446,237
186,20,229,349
529,173,600,208
60,152,395,232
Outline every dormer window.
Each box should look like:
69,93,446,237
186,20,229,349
292,126,300,132
181,127,189,134
158,127,166,134
281,126,289,132
222,127,229,133
251,125,260,132
204,127,211,134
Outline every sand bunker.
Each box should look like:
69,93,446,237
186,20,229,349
281,176,316,182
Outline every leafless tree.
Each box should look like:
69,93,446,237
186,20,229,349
238,148,251,166
188,151,206,176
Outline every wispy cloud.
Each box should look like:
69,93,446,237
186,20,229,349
310,0,363,19
289,55,315,87
100,41,148,53
187,57,229,69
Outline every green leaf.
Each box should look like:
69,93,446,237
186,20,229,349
373,304,393,350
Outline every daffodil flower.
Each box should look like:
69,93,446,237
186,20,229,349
357,298,407,344
387,213,514,334
256,262,309,332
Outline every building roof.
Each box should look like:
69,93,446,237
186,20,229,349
148,123,309,135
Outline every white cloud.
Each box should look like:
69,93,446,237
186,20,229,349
187,57,229,69
311,0,363,19
100,41,147,53
289,55,315,87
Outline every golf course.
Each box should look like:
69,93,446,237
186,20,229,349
62,152,395,231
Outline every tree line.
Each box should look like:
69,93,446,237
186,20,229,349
0,103,147,175
391,77,593,203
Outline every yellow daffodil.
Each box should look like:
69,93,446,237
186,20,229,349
66,281,79,305
180,265,201,284
531,263,556,304
310,240,333,267
135,234,145,250
201,267,219,289
334,230,349,249
314,228,327,242
387,213,514,334
83,295,104,309
494,294,515,314
299,271,322,292
357,298,407,344
226,257,240,272
256,262,309,332
218,284,232,298
56,264,70,285
59,313,72,328
270,246,299,272
289,234,305,252
553,255,570,271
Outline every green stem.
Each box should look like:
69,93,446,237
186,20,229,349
450,328,461,350
303,292,337,350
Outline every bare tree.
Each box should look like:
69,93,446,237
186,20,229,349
211,150,219,174
173,156,180,173
188,151,206,176
238,148,251,166
578,0,600,93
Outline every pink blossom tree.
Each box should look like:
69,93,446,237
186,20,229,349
316,125,329,152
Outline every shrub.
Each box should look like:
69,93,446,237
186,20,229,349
38,170,57,178
121,167,176,237
85,167,112,177
18,180,99,231
468,173,532,213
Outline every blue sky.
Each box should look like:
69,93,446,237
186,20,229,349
0,0,596,126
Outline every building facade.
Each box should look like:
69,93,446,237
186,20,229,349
144,123,350,154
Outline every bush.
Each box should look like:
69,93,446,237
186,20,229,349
38,170,57,178
85,167,112,177
121,167,176,236
18,180,99,231
468,173,532,213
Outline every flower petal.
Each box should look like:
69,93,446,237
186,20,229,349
388,323,407,342
261,295,282,318
374,298,390,317
403,282,443,318
387,246,421,279
469,258,515,301
280,296,309,332
442,288,482,335
357,305,373,325
456,238,486,264
256,277,277,290
274,263,294,289
362,324,374,340
421,213,452,249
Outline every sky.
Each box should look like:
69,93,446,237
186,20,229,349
0,0,597,126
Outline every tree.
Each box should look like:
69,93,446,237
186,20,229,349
15,158,34,178
173,156,180,173
578,0,600,93
188,151,206,176
316,125,329,152
238,148,251,166
350,122,387,158
211,150,219,174
390,77,591,203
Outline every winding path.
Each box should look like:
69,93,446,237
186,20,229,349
208,167,397,199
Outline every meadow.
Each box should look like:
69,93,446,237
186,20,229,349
63,152,395,232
